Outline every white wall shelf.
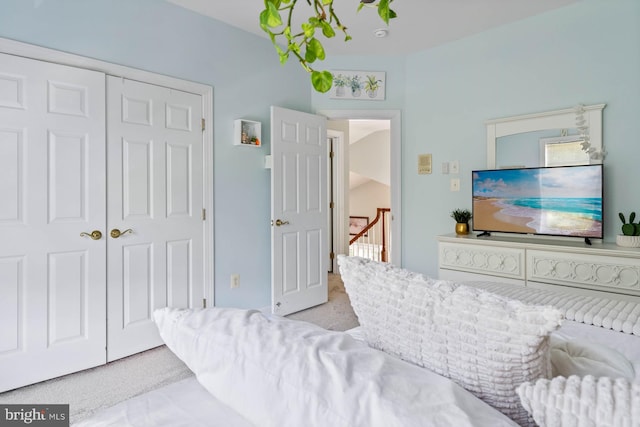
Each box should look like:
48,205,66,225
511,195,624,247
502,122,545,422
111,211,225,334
234,119,261,147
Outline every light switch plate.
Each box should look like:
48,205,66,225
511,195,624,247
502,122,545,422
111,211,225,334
442,162,449,174
450,160,459,174
450,178,460,192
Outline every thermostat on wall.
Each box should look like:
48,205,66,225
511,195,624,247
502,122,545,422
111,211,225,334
418,154,432,175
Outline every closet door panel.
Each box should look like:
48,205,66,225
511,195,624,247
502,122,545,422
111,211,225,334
0,53,106,393
107,77,203,361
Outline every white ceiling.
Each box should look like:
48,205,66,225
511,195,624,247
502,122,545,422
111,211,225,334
167,0,578,55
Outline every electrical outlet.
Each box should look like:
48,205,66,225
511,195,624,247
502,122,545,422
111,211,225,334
230,274,240,288
450,178,460,192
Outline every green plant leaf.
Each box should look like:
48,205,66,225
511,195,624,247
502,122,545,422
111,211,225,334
307,38,325,61
321,21,335,38
377,0,397,24
302,22,316,38
260,3,283,28
311,70,333,93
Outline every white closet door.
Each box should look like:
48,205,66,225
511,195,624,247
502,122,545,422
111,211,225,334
106,77,204,361
0,53,106,392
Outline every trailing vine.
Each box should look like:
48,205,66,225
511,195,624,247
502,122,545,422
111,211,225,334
259,0,396,93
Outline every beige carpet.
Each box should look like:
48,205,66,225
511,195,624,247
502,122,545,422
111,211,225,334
286,273,360,331
0,273,358,424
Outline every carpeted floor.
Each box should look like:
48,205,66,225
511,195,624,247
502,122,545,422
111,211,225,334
0,273,358,424
286,273,360,331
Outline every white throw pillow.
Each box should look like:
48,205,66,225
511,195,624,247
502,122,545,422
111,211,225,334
550,335,636,381
517,375,640,427
153,307,518,427
338,255,563,426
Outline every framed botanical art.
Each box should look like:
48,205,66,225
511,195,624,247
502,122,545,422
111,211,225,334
330,70,385,100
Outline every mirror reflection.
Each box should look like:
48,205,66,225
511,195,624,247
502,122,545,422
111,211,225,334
496,129,589,168
486,104,605,170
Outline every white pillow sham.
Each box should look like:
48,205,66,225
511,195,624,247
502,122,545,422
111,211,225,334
517,375,640,427
154,307,519,427
338,255,563,426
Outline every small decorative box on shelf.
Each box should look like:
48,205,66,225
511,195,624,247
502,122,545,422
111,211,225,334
234,119,261,147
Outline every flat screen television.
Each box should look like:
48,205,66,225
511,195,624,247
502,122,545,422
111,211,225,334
472,164,603,241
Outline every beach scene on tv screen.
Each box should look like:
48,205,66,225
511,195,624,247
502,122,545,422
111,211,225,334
472,166,602,238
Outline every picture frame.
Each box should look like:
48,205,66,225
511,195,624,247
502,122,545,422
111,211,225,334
349,216,369,236
330,70,385,100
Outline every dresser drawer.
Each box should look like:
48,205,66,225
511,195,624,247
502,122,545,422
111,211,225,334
439,242,525,280
527,250,640,295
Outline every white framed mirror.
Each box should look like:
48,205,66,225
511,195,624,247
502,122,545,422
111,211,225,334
486,104,605,169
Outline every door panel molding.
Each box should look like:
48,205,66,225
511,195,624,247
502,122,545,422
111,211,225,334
0,36,215,306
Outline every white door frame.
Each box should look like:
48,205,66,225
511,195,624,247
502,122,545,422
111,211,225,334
320,109,402,267
0,37,215,306
327,129,347,273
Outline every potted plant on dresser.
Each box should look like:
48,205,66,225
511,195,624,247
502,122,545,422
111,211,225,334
451,209,472,235
617,212,640,247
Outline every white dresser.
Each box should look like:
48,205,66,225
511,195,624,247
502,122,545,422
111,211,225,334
438,234,640,300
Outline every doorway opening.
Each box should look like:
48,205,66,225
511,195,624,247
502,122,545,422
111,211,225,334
322,109,402,273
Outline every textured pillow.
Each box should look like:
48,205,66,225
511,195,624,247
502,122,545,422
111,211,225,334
550,335,636,381
517,375,640,427
338,255,563,426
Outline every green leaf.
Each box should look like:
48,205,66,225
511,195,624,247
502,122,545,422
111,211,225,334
277,47,289,65
321,21,335,38
302,22,315,38
378,0,392,24
311,70,333,93
260,3,283,28
305,46,317,63
307,38,325,61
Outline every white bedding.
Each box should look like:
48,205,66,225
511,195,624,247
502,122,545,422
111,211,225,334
77,308,518,427
74,314,640,427
73,377,253,427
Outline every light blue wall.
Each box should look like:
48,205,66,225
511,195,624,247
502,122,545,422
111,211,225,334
394,0,640,275
0,0,311,309
2,0,638,308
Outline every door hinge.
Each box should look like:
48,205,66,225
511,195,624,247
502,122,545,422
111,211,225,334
201,118,205,131
202,208,206,220
203,298,207,308
329,150,334,159
330,252,335,260
329,201,335,209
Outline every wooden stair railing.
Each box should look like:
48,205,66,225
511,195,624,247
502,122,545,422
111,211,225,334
349,208,391,262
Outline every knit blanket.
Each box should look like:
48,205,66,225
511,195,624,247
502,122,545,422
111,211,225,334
465,281,640,336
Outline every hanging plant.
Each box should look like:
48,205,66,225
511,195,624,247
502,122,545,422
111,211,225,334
259,0,396,93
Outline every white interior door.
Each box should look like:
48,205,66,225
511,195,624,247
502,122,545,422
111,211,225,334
0,53,106,392
271,106,328,316
106,77,204,361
